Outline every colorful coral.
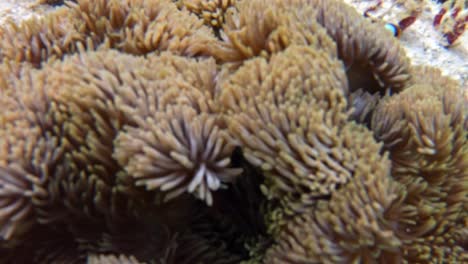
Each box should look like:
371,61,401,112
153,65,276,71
0,0,466,263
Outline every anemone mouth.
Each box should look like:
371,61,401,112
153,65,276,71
346,61,386,94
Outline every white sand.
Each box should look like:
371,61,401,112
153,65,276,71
0,0,49,24
0,0,467,89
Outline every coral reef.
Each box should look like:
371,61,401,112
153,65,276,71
0,0,466,263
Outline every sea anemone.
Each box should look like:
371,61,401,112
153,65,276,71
0,0,466,262
372,79,467,241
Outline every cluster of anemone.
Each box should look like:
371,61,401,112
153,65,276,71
0,0,466,263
